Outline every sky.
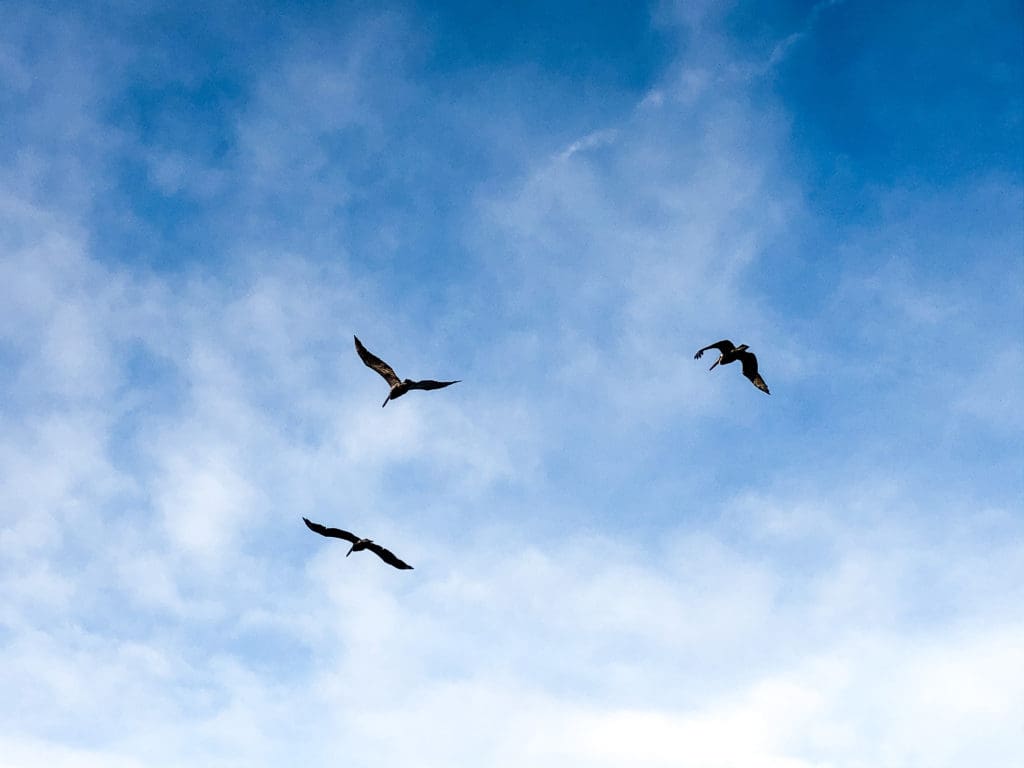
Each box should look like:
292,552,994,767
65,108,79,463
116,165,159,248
1,0,1022,766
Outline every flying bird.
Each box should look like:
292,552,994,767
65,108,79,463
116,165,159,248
694,340,770,394
302,517,414,569
354,335,460,407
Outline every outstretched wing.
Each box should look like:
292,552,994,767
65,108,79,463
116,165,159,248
302,517,360,544
406,379,460,391
694,340,734,360
365,541,414,569
354,336,401,387
737,351,770,394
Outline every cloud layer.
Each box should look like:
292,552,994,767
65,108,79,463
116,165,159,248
1,1,1021,766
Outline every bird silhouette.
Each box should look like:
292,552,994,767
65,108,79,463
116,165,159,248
302,517,413,569
694,340,770,394
354,335,460,407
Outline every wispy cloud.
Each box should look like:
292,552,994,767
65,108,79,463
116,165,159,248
767,0,850,69
556,128,621,161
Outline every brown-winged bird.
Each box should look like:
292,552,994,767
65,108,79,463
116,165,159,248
694,340,770,394
302,517,414,569
354,335,460,407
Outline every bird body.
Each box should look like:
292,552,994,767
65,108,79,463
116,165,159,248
354,335,460,407
694,339,770,394
302,517,413,569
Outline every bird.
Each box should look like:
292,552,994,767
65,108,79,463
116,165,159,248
302,517,414,569
354,335,460,407
694,339,770,394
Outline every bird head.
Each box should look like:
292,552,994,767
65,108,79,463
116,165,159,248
346,537,372,557
737,344,750,351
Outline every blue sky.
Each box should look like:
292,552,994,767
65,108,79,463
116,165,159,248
1,1,1022,765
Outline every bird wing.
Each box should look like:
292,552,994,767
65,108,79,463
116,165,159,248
365,541,414,569
406,379,460,391
694,340,734,359
354,336,401,387
302,517,360,544
737,351,770,394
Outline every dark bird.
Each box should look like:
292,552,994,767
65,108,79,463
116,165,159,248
354,335,460,407
694,340,770,394
302,517,413,569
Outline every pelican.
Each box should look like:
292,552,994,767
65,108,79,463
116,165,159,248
694,340,770,394
302,517,413,569
354,335,460,407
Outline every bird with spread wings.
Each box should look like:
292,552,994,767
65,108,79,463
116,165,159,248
354,335,460,407
302,517,413,569
694,339,770,394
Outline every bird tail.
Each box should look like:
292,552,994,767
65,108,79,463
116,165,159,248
381,394,390,408
709,359,720,371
